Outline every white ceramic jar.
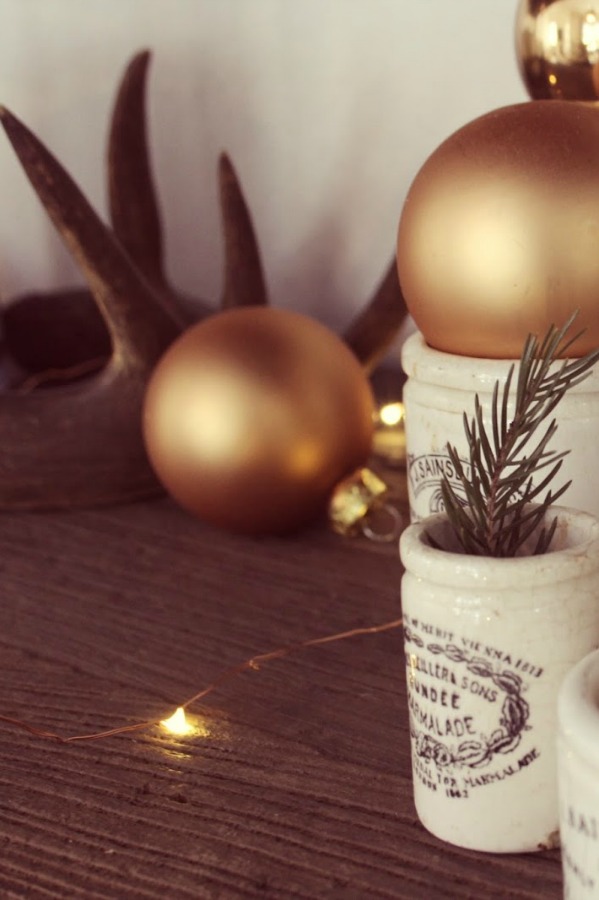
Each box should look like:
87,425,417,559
399,505,599,853
401,331,599,523
558,649,599,898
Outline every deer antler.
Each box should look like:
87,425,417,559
0,50,406,509
108,50,167,295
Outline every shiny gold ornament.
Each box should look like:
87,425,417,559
328,467,389,537
328,467,403,542
396,100,599,358
516,0,599,100
143,307,375,535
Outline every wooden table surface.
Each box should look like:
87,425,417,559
0,466,563,899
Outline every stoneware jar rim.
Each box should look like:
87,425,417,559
399,505,599,590
401,331,599,394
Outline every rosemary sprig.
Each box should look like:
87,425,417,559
434,313,599,557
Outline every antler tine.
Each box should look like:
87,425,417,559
343,260,408,374
219,152,268,308
108,49,198,327
0,106,183,508
108,50,165,290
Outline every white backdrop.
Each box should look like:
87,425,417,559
0,0,525,351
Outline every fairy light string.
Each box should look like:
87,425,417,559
0,617,403,745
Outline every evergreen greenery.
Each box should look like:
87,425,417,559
433,313,599,557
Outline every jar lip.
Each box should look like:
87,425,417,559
401,331,599,393
399,506,599,589
559,649,599,769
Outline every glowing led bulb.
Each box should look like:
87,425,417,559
379,401,404,427
160,706,193,736
371,400,406,468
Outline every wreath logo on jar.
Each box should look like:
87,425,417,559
405,628,531,770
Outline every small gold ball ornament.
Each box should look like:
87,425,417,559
516,0,599,100
396,100,599,358
143,307,375,535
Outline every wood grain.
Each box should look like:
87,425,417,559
0,491,562,898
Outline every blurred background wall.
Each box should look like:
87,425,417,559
0,0,526,357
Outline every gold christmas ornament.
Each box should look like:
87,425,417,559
143,307,375,535
516,0,599,100
328,467,402,542
396,100,599,358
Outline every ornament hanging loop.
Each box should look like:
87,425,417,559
361,503,403,543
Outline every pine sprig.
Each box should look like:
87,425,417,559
434,313,599,557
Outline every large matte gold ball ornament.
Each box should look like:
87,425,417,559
143,307,375,535
396,101,599,358
516,0,599,100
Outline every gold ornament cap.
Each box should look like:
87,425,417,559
328,467,402,541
